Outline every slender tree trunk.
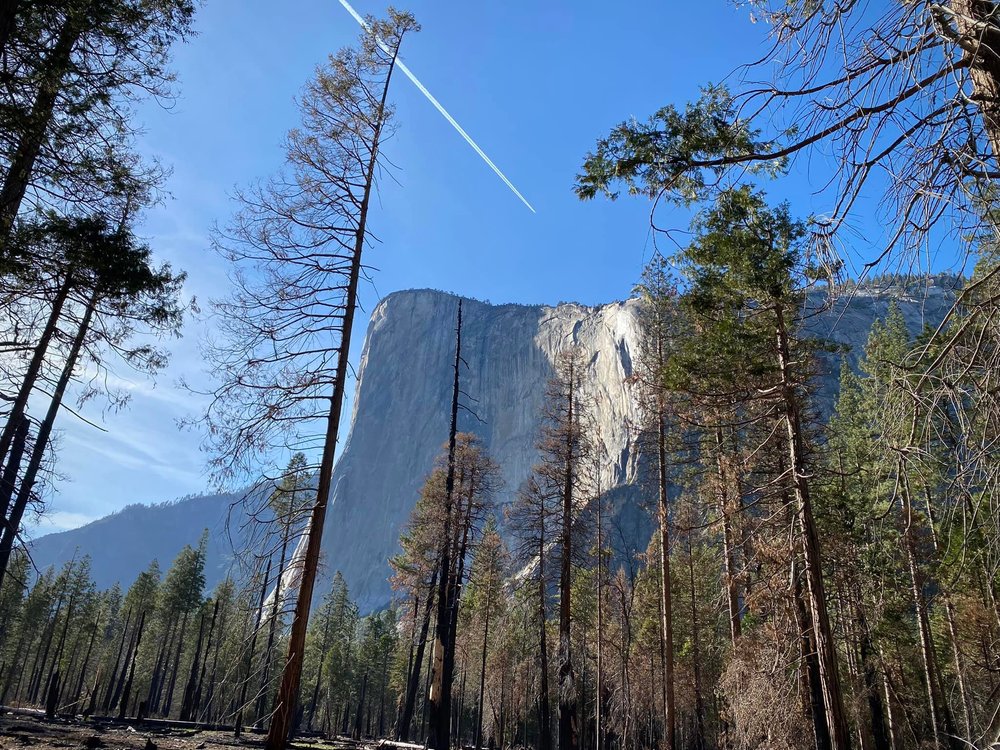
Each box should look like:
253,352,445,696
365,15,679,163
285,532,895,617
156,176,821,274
655,408,675,750
257,524,292,725
474,562,494,750
0,414,27,550
429,301,463,750
180,609,207,721
449,490,474,639
117,611,146,720
29,592,64,703
45,589,77,708
193,599,219,721
538,518,553,750
202,600,227,723
0,0,21,59
111,610,142,713
71,614,99,708
399,567,437,740
307,598,333,731
854,605,891,750
0,273,71,482
923,488,975,739
354,672,368,740
147,619,174,713
901,497,959,750
558,359,578,750
102,606,131,712
378,653,389,738
595,474,603,750
454,656,466,745
774,304,851,750
263,36,407,750
0,291,96,589
793,544,831,750
237,557,270,737
783,472,831,750
715,429,742,646
686,531,706,750
162,610,188,717
0,4,88,240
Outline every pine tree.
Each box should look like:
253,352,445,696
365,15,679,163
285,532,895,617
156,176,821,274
191,14,420,746
668,187,850,748
465,518,509,750
0,0,195,241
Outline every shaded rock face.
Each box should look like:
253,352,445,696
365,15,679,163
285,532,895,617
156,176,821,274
322,291,646,612
29,283,958,609
320,285,959,611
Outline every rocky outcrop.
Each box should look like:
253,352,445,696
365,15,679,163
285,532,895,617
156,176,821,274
29,282,959,609
320,291,647,610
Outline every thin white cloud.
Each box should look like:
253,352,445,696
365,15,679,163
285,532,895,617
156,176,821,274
337,0,536,214
31,511,97,534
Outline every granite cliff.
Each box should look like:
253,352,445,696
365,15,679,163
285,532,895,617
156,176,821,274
29,282,958,610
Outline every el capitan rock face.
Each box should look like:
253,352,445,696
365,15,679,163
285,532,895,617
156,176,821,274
29,283,958,610
319,290,645,611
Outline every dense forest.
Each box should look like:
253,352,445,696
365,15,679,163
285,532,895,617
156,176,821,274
2,3,1000,750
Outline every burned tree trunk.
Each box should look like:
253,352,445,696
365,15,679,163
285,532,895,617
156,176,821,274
774,304,851,750
557,359,579,750
180,609,208,721
0,291,97,588
428,301,463,750
117,611,146,720
399,567,437,741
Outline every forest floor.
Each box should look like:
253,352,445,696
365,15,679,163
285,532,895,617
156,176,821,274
0,712,366,750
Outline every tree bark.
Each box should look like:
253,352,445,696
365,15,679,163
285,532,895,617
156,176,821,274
0,414,27,574
263,32,406,750
538,511,553,750
428,301,463,750
180,609,207,721
0,290,96,588
783,461,831,750
257,522,292,725
102,605,131,712
192,598,219,721
110,610,142,713
307,597,333,731
399,567,437,740
715,428,742,646
947,0,1000,160
595,473,604,750
655,408,675,750
899,482,960,750
236,557,270,737
71,613,99,709
686,531,706,750
474,560,494,750
0,0,21,58
0,3,88,240
162,610,188,717
117,610,145,720
0,272,72,536
773,303,851,750
557,359,578,750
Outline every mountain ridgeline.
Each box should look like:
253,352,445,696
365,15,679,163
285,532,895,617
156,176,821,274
29,282,958,611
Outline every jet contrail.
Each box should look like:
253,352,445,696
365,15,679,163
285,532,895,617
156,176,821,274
337,0,536,213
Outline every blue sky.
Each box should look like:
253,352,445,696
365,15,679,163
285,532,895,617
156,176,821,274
34,1,863,534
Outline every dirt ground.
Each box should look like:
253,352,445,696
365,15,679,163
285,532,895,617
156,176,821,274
0,712,365,750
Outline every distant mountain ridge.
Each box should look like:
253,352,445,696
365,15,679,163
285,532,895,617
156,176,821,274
29,491,242,590
28,281,959,610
